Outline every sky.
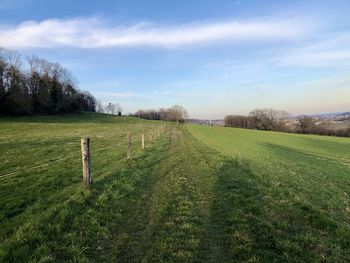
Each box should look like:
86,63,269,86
0,0,349,119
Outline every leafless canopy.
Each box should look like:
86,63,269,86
135,105,188,123
0,47,96,115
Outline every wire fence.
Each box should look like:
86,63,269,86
0,124,167,185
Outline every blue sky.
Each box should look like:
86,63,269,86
1,0,349,118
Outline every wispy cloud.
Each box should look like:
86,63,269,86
0,17,307,49
278,32,350,66
282,49,350,67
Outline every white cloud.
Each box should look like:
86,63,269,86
0,17,306,49
278,32,350,66
282,49,350,66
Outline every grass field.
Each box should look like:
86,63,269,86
188,125,350,261
1,113,350,262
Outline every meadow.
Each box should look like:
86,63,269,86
188,125,350,261
1,113,350,262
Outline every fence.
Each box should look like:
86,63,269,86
80,123,166,189
0,123,167,188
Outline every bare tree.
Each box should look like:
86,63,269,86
135,105,188,123
105,102,116,114
224,115,255,129
250,108,273,130
0,49,30,114
173,105,188,123
95,99,104,113
277,110,291,120
0,47,97,115
249,108,291,131
115,103,122,115
0,48,8,103
225,108,348,138
297,115,316,133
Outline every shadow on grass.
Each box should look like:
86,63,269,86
210,158,281,262
210,157,350,262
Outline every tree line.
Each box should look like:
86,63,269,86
95,102,123,115
0,48,96,115
224,108,350,137
134,105,188,123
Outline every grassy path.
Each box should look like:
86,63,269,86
99,126,222,262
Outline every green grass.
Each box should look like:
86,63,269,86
1,114,350,262
0,112,167,261
188,125,350,261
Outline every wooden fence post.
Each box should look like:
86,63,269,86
127,133,131,159
141,133,145,150
81,138,91,189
